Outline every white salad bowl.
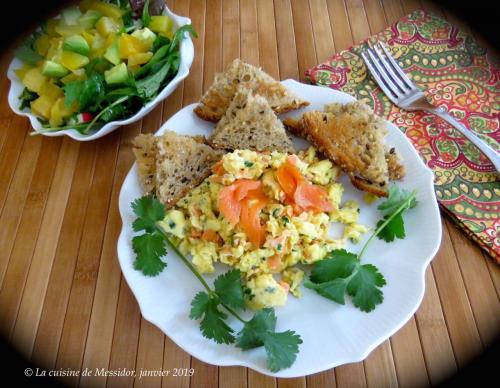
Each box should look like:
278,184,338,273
117,80,442,377
7,5,194,141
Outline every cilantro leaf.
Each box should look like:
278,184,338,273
214,269,245,310
376,213,405,242
377,186,417,217
306,250,386,312
189,292,209,319
236,309,302,372
132,195,165,233
303,278,348,304
309,249,358,283
236,308,276,350
132,232,167,276
262,331,303,373
190,292,235,344
376,186,416,242
346,264,386,312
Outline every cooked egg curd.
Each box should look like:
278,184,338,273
162,147,368,310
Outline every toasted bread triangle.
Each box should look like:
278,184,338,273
283,101,405,197
208,87,295,153
133,131,224,207
194,59,309,122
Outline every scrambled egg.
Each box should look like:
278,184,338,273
165,147,367,310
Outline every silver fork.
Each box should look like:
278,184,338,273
361,42,500,172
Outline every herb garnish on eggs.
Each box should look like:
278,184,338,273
131,195,302,373
129,156,417,371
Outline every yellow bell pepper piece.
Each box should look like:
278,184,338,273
128,52,153,67
131,28,156,51
119,33,149,59
60,51,90,71
96,16,122,37
88,1,123,19
105,33,117,48
22,68,47,93
81,30,95,46
34,35,51,57
50,98,77,127
61,68,86,84
31,95,53,119
55,22,85,37
45,38,63,61
39,82,63,101
14,64,33,81
89,33,106,58
46,19,59,37
149,16,173,35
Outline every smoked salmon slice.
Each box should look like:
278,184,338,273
276,157,334,213
239,189,269,247
294,181,334,212
276,158,304,198
218,179,263,225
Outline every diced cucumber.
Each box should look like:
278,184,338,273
104,42,121,65
42,60,70,78
104,62,129,84
79,10,102,28
63,35,90,56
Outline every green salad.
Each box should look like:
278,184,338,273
14,0,196,134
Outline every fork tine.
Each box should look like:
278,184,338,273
361,50,399,104
366,48,403,99
372,44,409,94
377,42,415,89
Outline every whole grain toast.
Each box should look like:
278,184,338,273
283,101,405,197
208,87,295,153
132,131,224,207
194,59,309,122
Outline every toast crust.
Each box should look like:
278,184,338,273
195,59,309,122
283,102,406,197
133,131,224,208
209,87,295,153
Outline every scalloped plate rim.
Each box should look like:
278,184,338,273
117,80,442,378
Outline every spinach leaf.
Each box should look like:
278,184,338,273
136,61,170,100
63,73,106,112
142,0,151,27
152,36,170,52
19,88,38,110
168,24,197,54
85,58,112,76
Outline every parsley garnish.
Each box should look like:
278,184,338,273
305,186,417,312
131,195,302,372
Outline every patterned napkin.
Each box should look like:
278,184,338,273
305,10,499,263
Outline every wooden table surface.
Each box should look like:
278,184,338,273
1,0,499,387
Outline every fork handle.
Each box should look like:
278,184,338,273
430,106,500,172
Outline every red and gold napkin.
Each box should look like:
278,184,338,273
305,10,499,262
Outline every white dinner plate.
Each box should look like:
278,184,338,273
117,79,442,378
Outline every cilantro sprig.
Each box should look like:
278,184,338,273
305,186,417,312
131,195,302,372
